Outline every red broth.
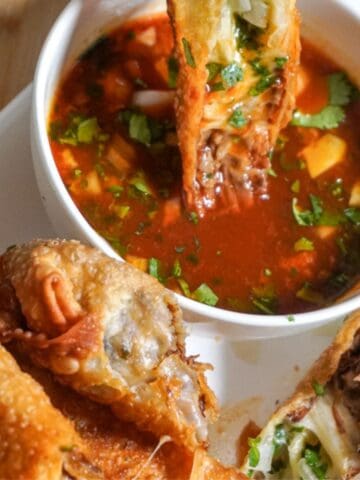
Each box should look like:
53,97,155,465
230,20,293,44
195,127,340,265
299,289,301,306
49,14,360,316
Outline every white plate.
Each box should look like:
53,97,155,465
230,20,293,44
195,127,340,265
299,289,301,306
0,86,343,464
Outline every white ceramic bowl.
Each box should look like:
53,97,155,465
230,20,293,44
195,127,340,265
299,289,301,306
31,0,360,339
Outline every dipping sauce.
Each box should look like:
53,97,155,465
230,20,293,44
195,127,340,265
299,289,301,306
49,14,360,315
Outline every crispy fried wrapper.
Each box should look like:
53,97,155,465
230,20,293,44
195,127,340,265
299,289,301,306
168,0,300,214
0,344,103,480
240,312,360,479
0,239,217,452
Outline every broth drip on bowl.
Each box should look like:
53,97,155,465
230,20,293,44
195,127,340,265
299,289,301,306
49,14,360,316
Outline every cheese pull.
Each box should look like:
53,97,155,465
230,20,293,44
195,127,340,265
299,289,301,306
0,239,217,452
240,312,360,479
168,0,300,214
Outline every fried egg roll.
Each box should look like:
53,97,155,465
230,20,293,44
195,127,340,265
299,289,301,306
0,344,101,480
240,312,360,479
0,239,217,451
167,0,300,213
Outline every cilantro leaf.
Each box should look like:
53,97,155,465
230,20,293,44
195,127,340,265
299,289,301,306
328,72,353,107
193,283,219,306
182,38,196,68
206,62,223,82
304,447,328,480
168,56,179,88
229,108,247,128
312,380,326,397
148,258,163,282
172,259,182,278
294,237,314,252
129,112,151,145
177,278,191,297
344,207,360,225
291,105,345,130
248,437,261,468
221,63,243,88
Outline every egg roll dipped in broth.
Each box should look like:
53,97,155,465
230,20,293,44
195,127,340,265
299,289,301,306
240,312,360,479
0,344,102,480
0,239,217,452
167,0,300,214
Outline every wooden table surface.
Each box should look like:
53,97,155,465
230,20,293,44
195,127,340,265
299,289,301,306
0,0,70,110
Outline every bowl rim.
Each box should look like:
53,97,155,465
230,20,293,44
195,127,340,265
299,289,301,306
32,0,360,330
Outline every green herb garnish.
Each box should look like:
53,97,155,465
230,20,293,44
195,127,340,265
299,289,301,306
107,185,124,198
129,112,151,145
148,258,163,282
303,446,328,480
193,283,219,306
275,56,288,69
291,180,300,193
188,211,199,225
182,38,196,68
312,380,325,396
168,56,179,88
206,62,223,82
344,207,360,225
178,278,191,297
292,71,354,130
229,108,247,128
248,437,261,468
221,62,243,88
294,237,314,252
172,259,182,278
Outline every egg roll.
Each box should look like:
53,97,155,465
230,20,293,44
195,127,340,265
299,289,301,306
167,0,300,213
0,239,217,451
240,312,360,479
0,344,102,480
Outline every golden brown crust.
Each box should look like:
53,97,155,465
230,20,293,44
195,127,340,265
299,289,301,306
0,344,100,480
168,0,300,213
0,239,217,451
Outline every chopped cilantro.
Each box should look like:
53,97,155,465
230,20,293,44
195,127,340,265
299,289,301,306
296,283,324,305
275,56,288,69
250,58,269,76
294,237,314,252
287,315,295,322
210,82,225,92
116,205,130,219
291,105,345,130
291,180,300,193
182,38,196,68
221,62,243,88
248,437,261,468
172,259,182,278
168,56,179,88
178,278,191,297
229,108,247,128
292,195,323,226
206,62,223,82
188,211,199,225
344,207,360,225
328,72,353,106
129,112,151,145
291,71,354,130
148,258,162,282
250,74,276,97
193,283,219,306
107,185,123,198
235,16,262,50
129,172,152,196
303,446,328,480
267,167,277,177
77,117,100,144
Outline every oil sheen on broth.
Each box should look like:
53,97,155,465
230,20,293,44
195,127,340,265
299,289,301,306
49,14,360,316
